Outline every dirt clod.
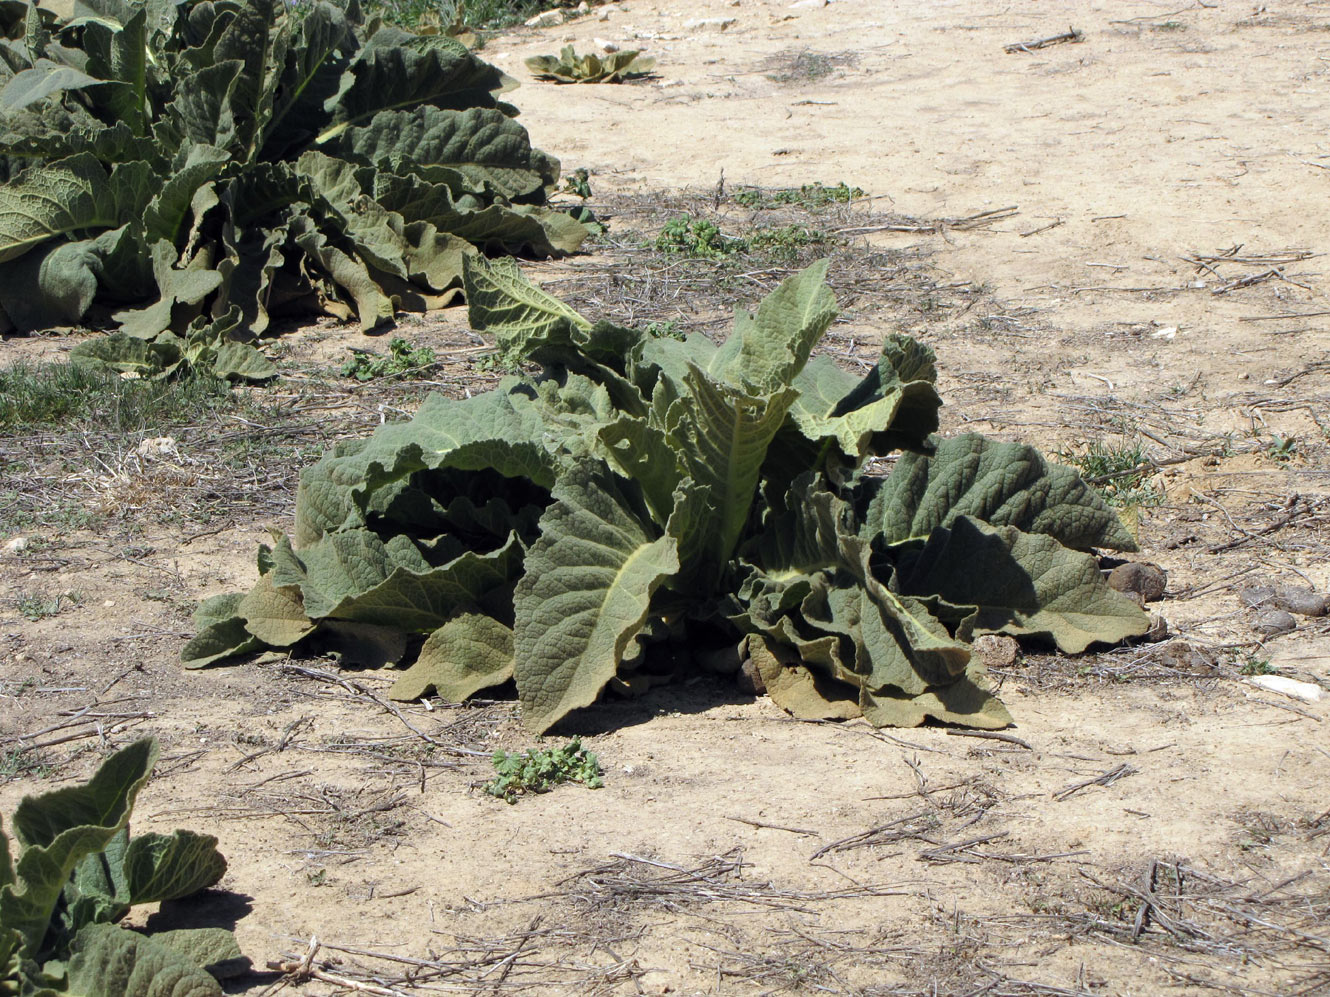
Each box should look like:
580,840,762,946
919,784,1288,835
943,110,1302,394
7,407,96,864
1251,609,1298,637
972,634,1019,668
1107,562,1167,602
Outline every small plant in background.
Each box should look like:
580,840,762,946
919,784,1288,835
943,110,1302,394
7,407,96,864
1060,439,1163,509
526,45,656,83
341,339,439,382
655,215,745,258
644,320,686,341
15,590,80,622
746,225,829,262
472,345,527,375
734,182,864,210
485,738,604,803
1238,654,1278,676
1266,434,1297,463
563,168,594,201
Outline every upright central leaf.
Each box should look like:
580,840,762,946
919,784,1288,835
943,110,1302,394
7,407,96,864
513,463,679,734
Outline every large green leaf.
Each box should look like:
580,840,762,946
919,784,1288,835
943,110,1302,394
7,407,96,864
894,516,1149,652
0,59,105,111
0,237,99,331
0,153,121,263
1,740,156,957
66,923,222,997
513,463,681,733
388,612,514,701
864,432,1138,552
328,106,554,201
121,831,225,906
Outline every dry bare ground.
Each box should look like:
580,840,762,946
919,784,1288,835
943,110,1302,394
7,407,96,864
2,1,1329,995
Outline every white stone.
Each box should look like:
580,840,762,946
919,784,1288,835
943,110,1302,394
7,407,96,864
594,37,619,51
4,537,29,554
1247,674,1326,703
524,9,564,27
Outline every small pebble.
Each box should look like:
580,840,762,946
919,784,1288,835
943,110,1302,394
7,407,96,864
1144,613,1169,642
1251,609,1297,637
1240,582,1327,617
1107,562,1167,602
1150,640,1214,673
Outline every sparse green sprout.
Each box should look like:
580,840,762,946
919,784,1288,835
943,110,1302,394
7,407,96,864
16,590,80,621
656,215,745,258
341,339,438,382
1239,655,1278,676
644,320,686,341
734,182,864,210
485,738,604,803
1266,435,1296,462
1059,439,1163,509
563,168,593,200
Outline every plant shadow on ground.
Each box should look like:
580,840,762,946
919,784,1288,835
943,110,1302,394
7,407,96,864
545,674,758,737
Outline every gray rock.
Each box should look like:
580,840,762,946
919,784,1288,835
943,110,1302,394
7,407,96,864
1251,610,1297,637
1273,585,1328,617
1107,562,1168,602
1144,613,1170,642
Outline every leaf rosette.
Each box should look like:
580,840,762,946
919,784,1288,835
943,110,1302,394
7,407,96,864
0,0,592,377
185,259,1149,732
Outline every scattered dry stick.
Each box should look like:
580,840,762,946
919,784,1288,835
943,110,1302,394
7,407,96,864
1053,763,1136,801
1005,27,1084,54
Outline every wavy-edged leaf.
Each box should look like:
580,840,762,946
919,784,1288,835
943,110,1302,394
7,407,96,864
234,573,312,647
388,612,514,701
1,740,157,957
66,923,221,997
121,831,226,905
865,432,1139,552
513,463,680,733
895,516,1149,652
0,237,99,331
747,634,860,720
0,153,121,263
147,929,247,981
328,106,555,201
859,670,1012,730
0,59,106,111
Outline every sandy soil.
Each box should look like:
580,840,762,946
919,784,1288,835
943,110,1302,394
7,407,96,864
2,2,1329,995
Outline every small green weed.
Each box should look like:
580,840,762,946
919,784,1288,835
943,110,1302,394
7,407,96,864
1266,435,1297,463
644,320,686,341
361,0,545,31
563,167,592,200
656,215,829,262
0,746,52,782
656,215,745,258
485,738,604,803
341,338,438,382
1060,439,1163,508
734,182,864,210
747,224,828,261
767,49,835,83
16,590,80,621
473,345,526,375
1239,655,1277,676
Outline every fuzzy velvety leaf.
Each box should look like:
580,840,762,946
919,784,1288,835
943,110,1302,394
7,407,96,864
864,432,1138,551
146,929,247,981
894,516,1149,652
258,2,355,160
747,634,860,720
142,144,230,246
388,612,514,701
179,619,261,670
1,740,157,957
513,463,680,733
211,341,276,382
0,153,121,264
234,573,312,647
463,254,589,346
787,346,941,461
0,58,105,110
293,382,564,544
329,106,554,201
269,529,521,633
859,671,1012,730
66,923,222,997
0,237,99,331
121,831,226,905
320,35,509,138
708,258,835,394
